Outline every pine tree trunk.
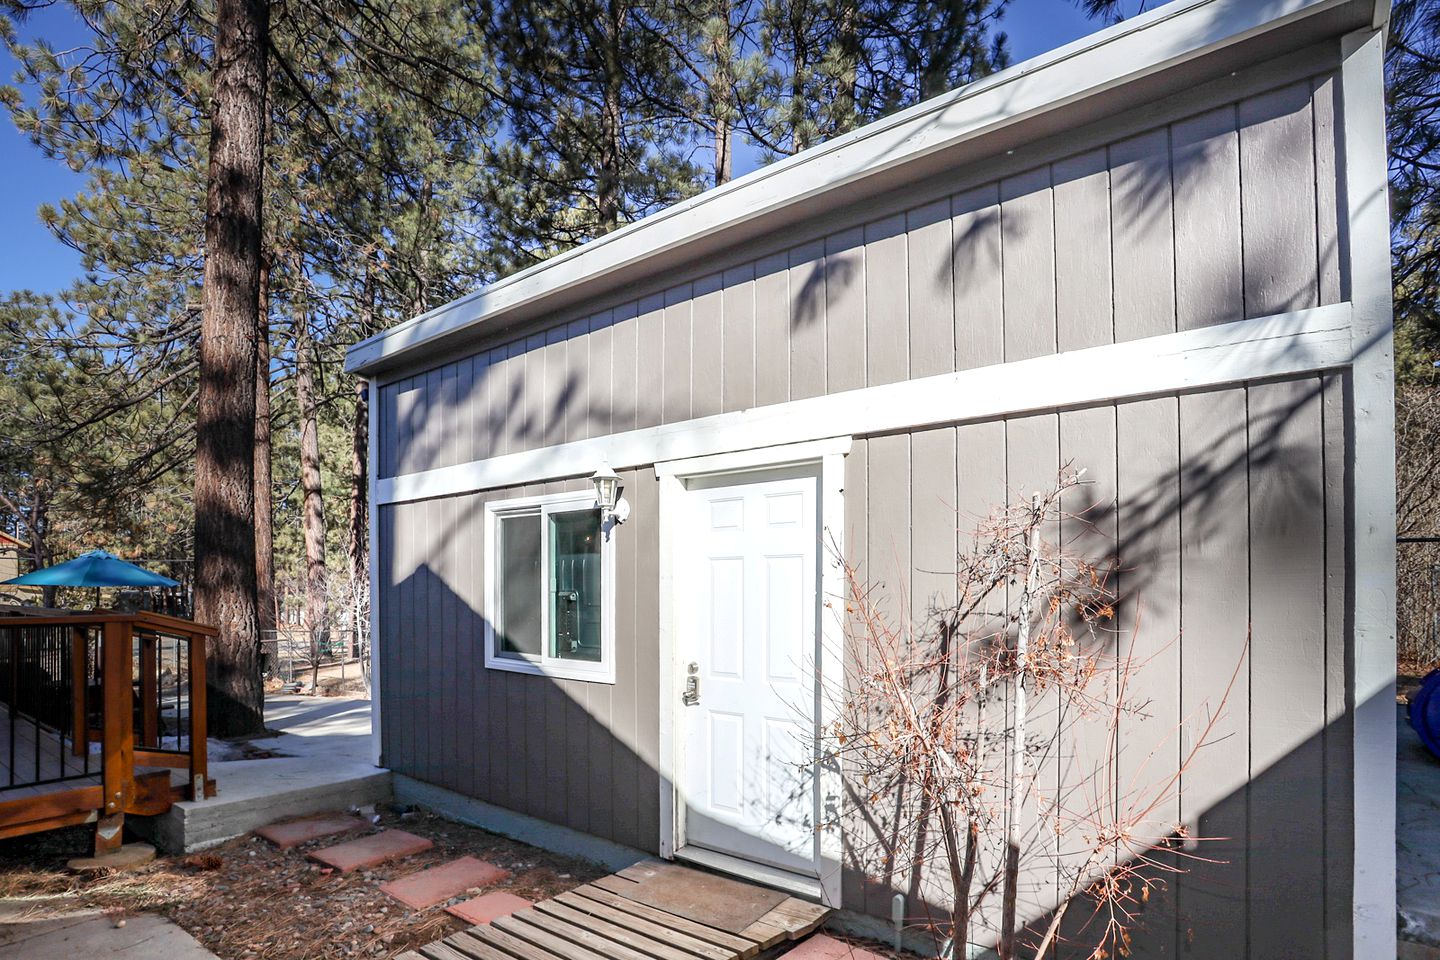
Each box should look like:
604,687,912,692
710,0,734,186
597,0,625,232
347,378,367,596
293,296,329,687
194,0,268,739
255,259,276,650
347,377,368,670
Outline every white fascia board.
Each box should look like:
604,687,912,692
345,0,1348,376
375,303,1353,505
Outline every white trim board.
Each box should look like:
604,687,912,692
375,303,1354,505
345,0,1355,376
1339,27,1397,959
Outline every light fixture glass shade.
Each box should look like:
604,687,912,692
591,463,621,512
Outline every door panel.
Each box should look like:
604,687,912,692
680,468,819,877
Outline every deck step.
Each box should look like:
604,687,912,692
307,828,433,873
380,856,509,909
444,890,534,925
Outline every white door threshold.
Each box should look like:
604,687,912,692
672,844,822,902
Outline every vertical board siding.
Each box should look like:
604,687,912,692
789,239,827,401
1111,129,1177,344
952,183,1006,372
1246,378,1326,960
691,275,724,420
1240,82,1320,318
864,217,907,386
1000,166,1057,362
662,284,693,425
720,264,756,412
1175,388,1250,958
1116,396,1183,958
826,227,867,393
1053,149,1114,352
380,78,1336,482
824,377,1345,954
754,251,791,407
377,476,661,856
906,199,955,380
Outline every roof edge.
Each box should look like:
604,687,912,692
347,0,1353,377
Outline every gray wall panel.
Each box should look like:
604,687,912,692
863,217,907,387
906,199,954,380
1000,166,1056,362
721,263,756,413
1111,129,1177,344
1240,82,1320,317
789,239,827,401
826,226,867,393
378,74,1339,483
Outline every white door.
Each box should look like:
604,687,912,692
678,466,820,877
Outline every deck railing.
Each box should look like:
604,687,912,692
0,612,214,847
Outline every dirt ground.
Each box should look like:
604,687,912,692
0,807,607,960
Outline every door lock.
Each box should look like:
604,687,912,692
682,662,700,706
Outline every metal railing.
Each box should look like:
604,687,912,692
0,613,212,805
0,622,99,790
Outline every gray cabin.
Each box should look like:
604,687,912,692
345,0,1397,955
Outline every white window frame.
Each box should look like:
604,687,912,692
483,490,617,684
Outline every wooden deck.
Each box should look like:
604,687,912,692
0,708,98,797
407,859,830,960
0,611,215,853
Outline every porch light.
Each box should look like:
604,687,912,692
591,462,629,524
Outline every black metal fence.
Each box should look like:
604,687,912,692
0,623,99,790
133,626,194,754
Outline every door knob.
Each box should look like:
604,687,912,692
682,663,700,706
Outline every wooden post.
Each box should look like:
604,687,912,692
70,627,87,757
188,632,208,800
97,619,133,856
139,633,158,748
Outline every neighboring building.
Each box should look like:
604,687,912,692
0,532,24,585
346,0,1396,956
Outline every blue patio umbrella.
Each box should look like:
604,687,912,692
3,550,178,596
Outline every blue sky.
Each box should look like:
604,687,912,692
0,0,1136,297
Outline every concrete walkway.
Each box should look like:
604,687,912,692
1400,703,1440,952
135,695,391,852
0,910,216,959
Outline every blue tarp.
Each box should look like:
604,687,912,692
1,549,178,588
1411,668,1440,761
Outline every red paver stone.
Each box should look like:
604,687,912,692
781,934,885,959
445,891,534,926
379,856,511,909
254,815,367,850
307,829,434,873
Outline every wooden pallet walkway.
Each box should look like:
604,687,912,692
404,858,830,960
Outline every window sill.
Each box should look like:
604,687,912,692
485,655,615,685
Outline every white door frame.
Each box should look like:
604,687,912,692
655,436,849,907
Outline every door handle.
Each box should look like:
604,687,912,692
682,662,700,706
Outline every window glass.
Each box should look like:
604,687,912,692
498,513,542,658
549,508,602,662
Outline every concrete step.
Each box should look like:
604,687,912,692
308,829,433,873
379,856,509,909
132,763,391,854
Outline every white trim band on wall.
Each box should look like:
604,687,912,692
374,303,1355,507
